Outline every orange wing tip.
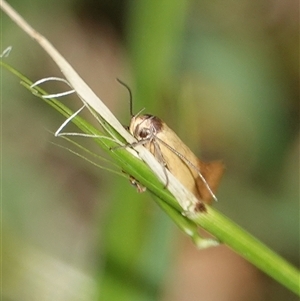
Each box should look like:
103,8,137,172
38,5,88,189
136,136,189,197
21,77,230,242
196,160,225,204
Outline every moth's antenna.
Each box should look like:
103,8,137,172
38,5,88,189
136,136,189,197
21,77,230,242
116,79,134,117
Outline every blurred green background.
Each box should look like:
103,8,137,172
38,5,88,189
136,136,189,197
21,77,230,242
1,0,299,300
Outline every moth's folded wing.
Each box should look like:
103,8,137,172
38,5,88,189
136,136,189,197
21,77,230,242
196,160,225,204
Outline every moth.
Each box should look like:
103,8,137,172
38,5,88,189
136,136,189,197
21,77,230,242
118,80,224,205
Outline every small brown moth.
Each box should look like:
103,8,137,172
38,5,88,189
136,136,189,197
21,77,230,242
118,80,224,205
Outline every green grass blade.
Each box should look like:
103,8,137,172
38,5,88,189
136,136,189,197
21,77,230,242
1,59,299,297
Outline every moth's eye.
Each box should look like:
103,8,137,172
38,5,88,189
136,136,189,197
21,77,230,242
139,128,150,139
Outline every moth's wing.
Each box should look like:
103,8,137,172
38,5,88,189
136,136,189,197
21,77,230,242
195,160,225,203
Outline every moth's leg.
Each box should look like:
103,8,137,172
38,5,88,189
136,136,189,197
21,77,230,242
110,138,151,150
111,140,151,193
152,140,169,188
111,137,169,189
129,175,146,193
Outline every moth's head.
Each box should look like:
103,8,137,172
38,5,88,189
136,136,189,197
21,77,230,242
116,80,163,141
129,114,163,141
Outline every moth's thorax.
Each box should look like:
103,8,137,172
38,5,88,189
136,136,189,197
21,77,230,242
129,114,163,141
